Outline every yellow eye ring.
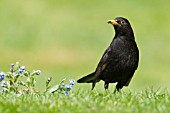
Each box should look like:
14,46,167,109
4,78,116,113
121,20,125,24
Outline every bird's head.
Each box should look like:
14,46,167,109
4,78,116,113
108,17,134,37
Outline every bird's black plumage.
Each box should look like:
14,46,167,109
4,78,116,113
77,17,139,92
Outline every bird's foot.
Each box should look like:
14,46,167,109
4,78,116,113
113,88,121,94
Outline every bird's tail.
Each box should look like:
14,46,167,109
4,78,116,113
77,72,95,83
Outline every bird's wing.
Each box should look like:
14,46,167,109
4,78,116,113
93,47,112,81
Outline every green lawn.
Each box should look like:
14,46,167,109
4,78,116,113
0,88,170,113
0,0,169,91
0,0,170,112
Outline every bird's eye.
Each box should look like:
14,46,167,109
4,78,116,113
121,21,125,24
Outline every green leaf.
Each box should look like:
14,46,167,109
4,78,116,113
48,84,59,93
48,78,66,94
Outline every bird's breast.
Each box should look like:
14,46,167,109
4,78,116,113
111,38,139,69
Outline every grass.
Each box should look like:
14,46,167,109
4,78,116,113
0,88,169,113
0,0,170,90
0,0,170,112
0,0,170,91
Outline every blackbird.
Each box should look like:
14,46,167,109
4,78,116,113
77,17,139,92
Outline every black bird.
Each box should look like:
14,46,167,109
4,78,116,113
77,17,139,92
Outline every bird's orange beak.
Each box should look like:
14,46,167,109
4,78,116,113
108,20,120,26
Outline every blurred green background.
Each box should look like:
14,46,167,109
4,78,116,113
0,0,170,92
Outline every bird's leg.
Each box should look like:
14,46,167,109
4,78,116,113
91,82,96,90
104,82,109,94
114,83,123,93
113,87,121,93
113,88,118,93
